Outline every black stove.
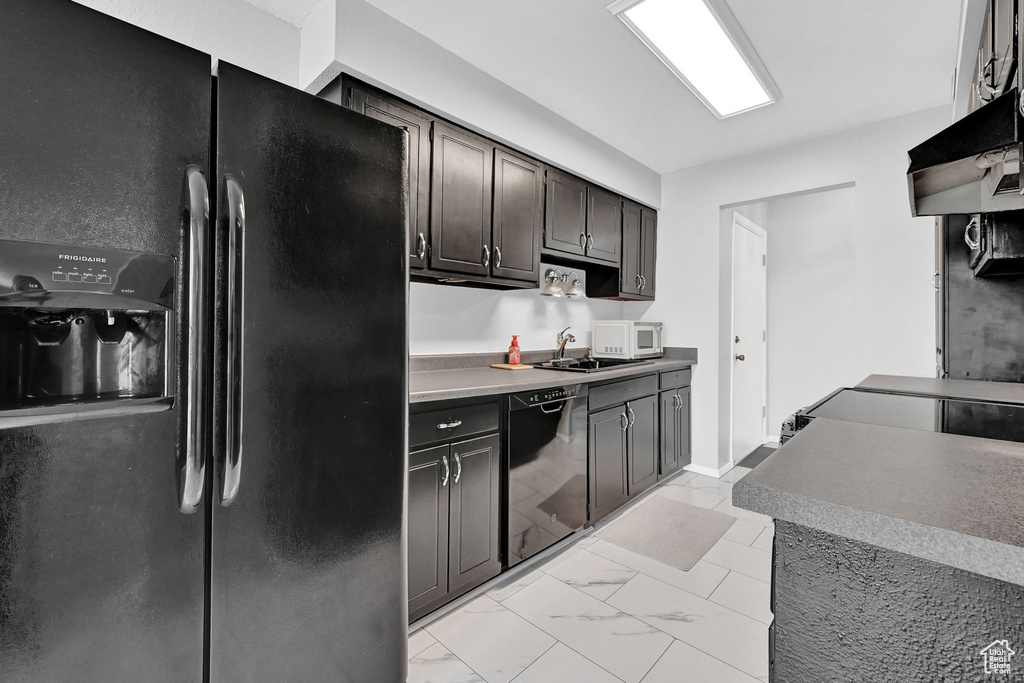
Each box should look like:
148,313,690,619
786,388,1024,444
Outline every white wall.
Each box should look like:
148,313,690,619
653,106,948,474
74,0,300,86
410,266,624,356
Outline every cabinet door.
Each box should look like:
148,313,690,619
492,147,542,282
588,405,629,523
586,185,621,264
430,121,494,276
448,433,501,597
640,207,657,299
620,200,642,296
408,444,450,621
678,385,691,469
544,168,587,256
659,390,680,479
627,394,658,496
349,88,431,269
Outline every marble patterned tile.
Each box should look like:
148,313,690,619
530,545,584,573
408,642,484,683
541,547,637,601
701,539,772,583
751,527,774,553
719,466,753,484
486,566,544,603
721,518,764,546
652,484,726,510
408,628,438,658
708,572,774,625
503,574,672,683
573,532,599,549
510,643,623,683
607,574,768,680
426,595,555,683
662,470,699,486
640,639,761,683
682,475,733,497
586,540,729,599
713,494,774,527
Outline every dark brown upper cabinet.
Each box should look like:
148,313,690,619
544,168,587,256
617,200,657,300
492,147,542,283
430,121,494,277
587,185,622,264
327,77,431,269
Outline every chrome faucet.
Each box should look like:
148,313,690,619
555,326,576,361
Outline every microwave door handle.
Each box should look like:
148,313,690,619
222,175,246,506
179,165,209,514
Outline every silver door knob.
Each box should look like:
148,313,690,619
735,354,745,361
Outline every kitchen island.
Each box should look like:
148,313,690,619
734,375,1024,682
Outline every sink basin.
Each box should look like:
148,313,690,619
532,358,656,373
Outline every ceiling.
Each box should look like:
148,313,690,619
250,0,963,175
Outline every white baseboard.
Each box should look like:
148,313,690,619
683,462,733,479
766,434,780,444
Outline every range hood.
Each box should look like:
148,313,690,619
908,88,1024,216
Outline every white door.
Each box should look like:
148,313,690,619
731,212,767,464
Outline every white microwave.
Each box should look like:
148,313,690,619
592,321,664,359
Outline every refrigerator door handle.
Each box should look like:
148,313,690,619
180,165,209,514
222,175,246,506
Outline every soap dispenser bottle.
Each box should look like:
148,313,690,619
508,335,521,365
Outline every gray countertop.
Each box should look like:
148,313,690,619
733,375,1024,585
410,348,696,403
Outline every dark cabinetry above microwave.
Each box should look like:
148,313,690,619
964,210,1024,276
319,75,657,299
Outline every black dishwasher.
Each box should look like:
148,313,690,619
506,383,589,567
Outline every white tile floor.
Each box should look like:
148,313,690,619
408,466,773,683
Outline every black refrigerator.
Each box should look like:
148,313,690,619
0,1,409,681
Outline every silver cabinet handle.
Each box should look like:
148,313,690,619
441,455,450,487
222,174,246,507
620,412,628,432
931,272,941,292
416,232,426,260
639,275,646,291
437,419,462,429
673,394,681,410
579,233,586,249
180,165,209,514
494,245,502,268
964,216,981,251
482,245,490,267
635,274,642,290
627,407,636,428
453,453,462,484
586,233,594,250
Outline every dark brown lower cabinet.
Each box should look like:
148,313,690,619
588,405,629,524
659,386,691,478
626,394,658,497
407,431,501,623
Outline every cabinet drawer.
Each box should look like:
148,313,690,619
410,402,499,447
589,374,658,412
660,368,692,390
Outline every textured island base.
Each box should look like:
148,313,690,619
772,520,1024,683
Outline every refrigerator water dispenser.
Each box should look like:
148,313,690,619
0,239,175,423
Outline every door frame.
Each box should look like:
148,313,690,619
729,211,768,466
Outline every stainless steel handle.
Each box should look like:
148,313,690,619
579,233,586,249
494,246,502,268
586,233,594,250
453,453,462,484
180,165,209,514
639,275,646,291
673,394,681,410
416,232,426,260
931,272,941,292
735,354,745,361
539,401,565,414
964,216,981,251
441,455,450,487
222,175,246,507
482,245,490,267
620,412,628,431
437,419,462,429
627,407,636,428
635,274,642,290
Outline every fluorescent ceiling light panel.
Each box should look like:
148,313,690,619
609,0,779,118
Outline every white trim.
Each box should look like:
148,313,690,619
683,462,732,479
729,211,768,471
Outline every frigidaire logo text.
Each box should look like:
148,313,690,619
58,254,107,263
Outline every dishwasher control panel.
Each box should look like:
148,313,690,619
510,384,585,409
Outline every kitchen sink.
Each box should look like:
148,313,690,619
532,358,656,373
